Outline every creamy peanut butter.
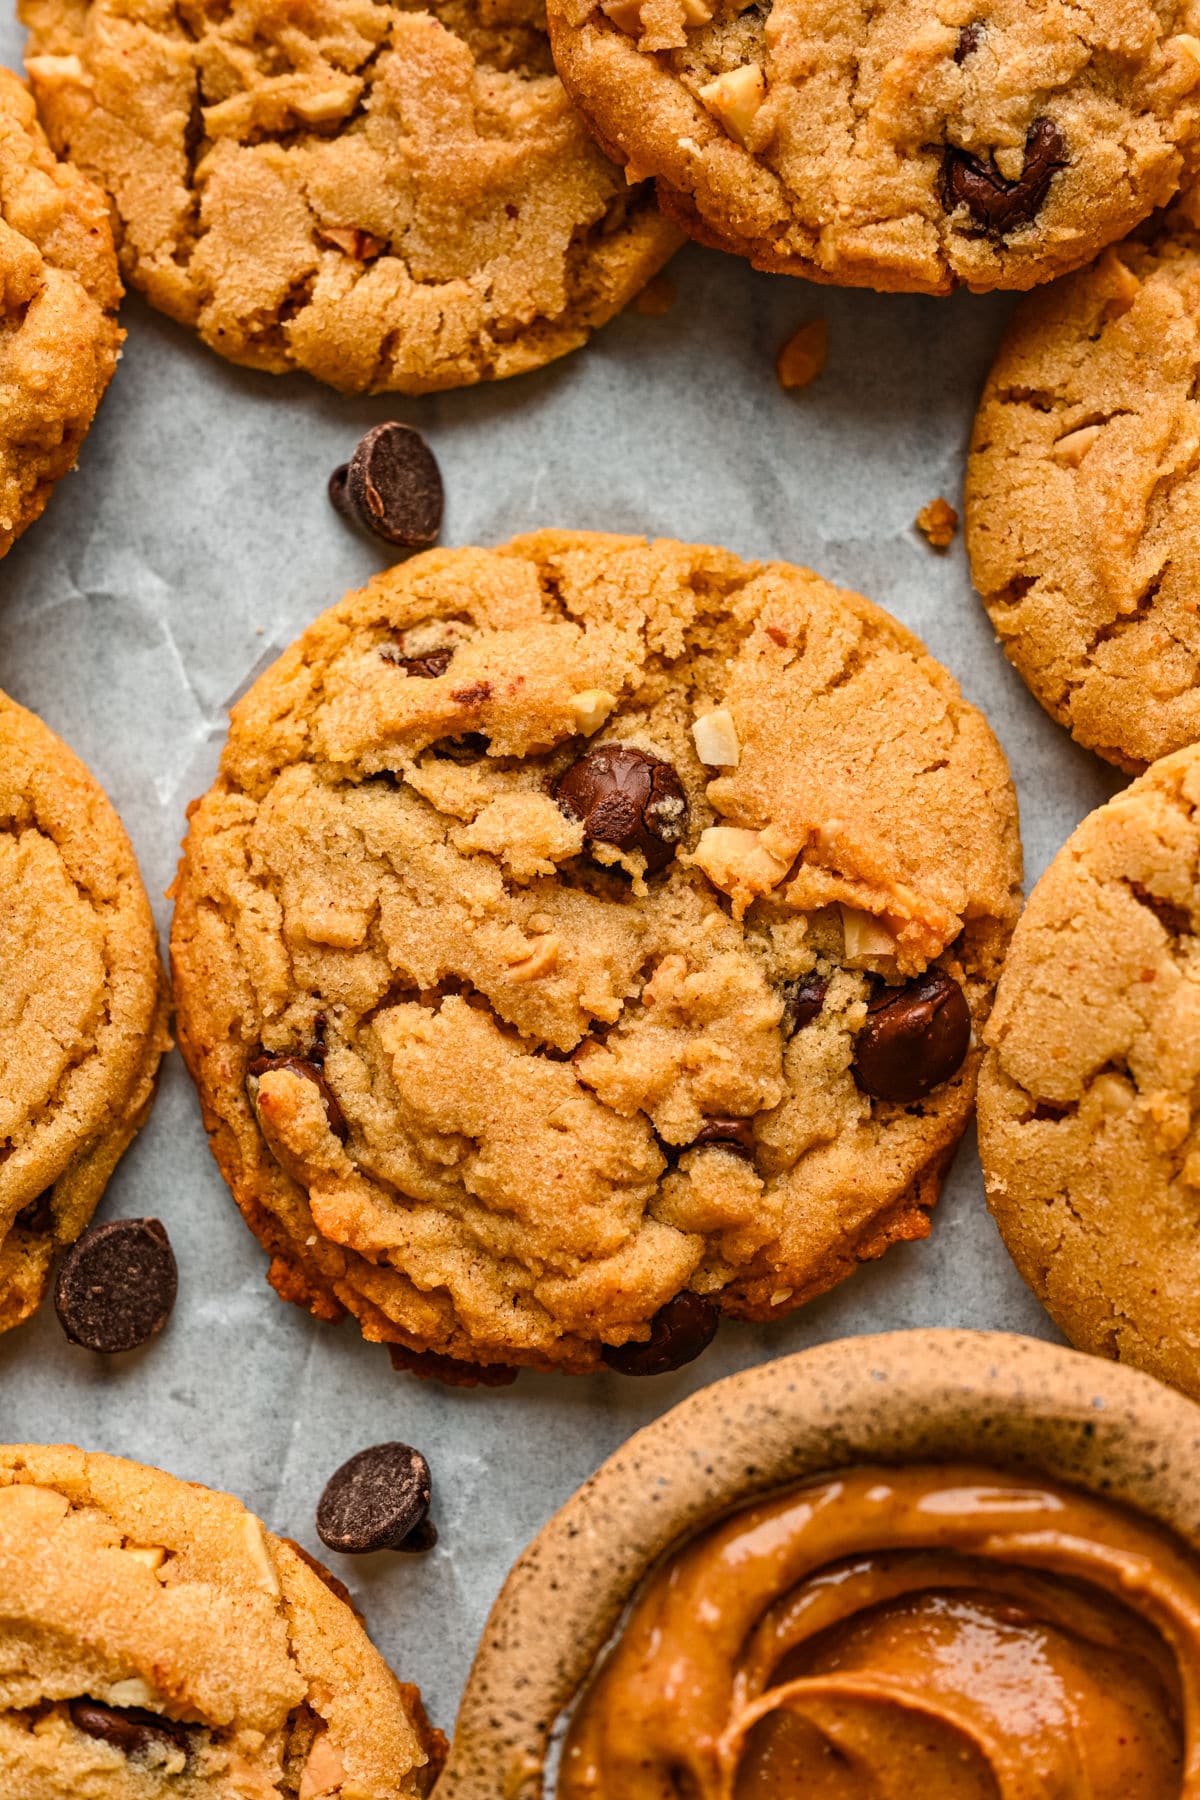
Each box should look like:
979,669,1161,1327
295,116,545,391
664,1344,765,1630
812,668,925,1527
559,1465,1200,1797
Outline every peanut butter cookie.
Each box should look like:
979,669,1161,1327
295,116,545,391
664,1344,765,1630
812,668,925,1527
0,1443,444,1796
171,532,1021,1380
967,213,1200,770
545,0,1200,294
978,743,1200,1399
0,67,121,561
0,692,170,1335
19,0,680,394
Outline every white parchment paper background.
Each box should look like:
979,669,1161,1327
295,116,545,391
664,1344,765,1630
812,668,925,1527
0,4,1127,1732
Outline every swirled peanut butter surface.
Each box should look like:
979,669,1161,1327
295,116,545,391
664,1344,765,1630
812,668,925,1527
559,1465,1200,1798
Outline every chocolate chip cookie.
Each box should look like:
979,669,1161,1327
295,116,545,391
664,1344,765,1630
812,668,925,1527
170,531,1022,1379
0,1443,444,1795
978,743,1200,1399
0,693,170,1335
0,67,121,561
19,0,680,394
544,0,1200,294
967,215,1200,770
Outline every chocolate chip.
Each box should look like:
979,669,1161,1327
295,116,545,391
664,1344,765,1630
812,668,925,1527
54,1220,177,1354
389,645,453,680
782,975,827,1035
15,1192,54,1234
554,744,687,875
316,1443,434,1554
328,423,444,549
689,1117,756,1159
601,1292,719,1377
69,1700,186,1757
942,118,1065,234
248,1051,349,1144
852,969,971,1104
954,22,982,61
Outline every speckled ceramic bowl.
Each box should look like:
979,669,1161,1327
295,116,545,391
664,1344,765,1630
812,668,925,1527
436,1328,1200,1798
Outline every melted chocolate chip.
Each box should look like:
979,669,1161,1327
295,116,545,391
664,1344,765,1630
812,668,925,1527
328,422,444,549
782,975,827,1035
942,118,1065,235
554,744,687,875
852,969,972,1104
316,1442,434,1554
689,1118,756,1159
54,1219,177,1355
69,1700,187,1757
248,1051,349,1144
15,1192,54,1234
391,645,453,680
602,1292,719,1377
954,22,982,61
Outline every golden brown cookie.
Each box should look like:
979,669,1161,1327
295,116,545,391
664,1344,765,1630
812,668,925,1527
0,1443,444,1797
545,0,1200,294
439,1330,1200,1797
967,215,1200,770
170,531,1021,1380
19,0,680,394
978,744,1200,1399
0,692,170,1335
0,67,121,561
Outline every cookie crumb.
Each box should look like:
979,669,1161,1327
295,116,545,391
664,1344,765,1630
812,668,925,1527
776,320,828,391
633,273,676,316
915,497,959,549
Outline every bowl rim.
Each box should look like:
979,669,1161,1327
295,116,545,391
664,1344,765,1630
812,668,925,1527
435,1327,1200,1797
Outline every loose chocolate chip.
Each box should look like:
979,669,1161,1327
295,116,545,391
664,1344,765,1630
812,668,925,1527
248,1051,349,1144
54,1219,177,1354
689,1117,756,1159
554,744,687,875
392,645,453,680
316,1442,434,1554
954,22,982,61
942,118,1065,235
851,969,971,1105
15,1192,54,1234
781,975,827,1035
328,423,444,549
602,1292,719,1377
69,1700,186,1757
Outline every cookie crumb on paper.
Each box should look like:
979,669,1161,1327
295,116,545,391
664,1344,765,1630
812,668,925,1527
915,498,959,548
776,320,828,391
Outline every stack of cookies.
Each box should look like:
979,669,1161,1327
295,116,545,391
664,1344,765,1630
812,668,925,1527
7,0,1200,1784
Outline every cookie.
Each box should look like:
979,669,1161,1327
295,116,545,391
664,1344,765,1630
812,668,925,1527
978,744,1200,1399
0,692,171,1335
967,218,1200,770
170,531,1021,1379
440,1329,1200,1797
19,0,680,395
544,0,1200,295
0,1443,444,1796
0,67,122,561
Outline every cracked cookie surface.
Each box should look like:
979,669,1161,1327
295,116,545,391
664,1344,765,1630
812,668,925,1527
171,532,1021,1379
545,0,1200,294
978,744,1200,1399
0,67,121,560
967,214,1200,770
18,0,680,393
0,1443,444,1798
0,693,171,1336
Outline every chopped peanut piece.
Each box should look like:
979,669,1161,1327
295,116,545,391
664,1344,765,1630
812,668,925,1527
633,273,676,316
25,52,87,84
1051,425,1102,467
317,226,384,261
691,709,740,767
915,497,958,548
681,0,714,20
776,319,828,392
123,1543,167,1572
698,63,765,147
506,936,561,982
840,904,897,962
299,1734,347,1800
569,689,617,735
602,0,644,30
1095,246,1142,316
241,1513,281,1596
1170,31,1200,81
